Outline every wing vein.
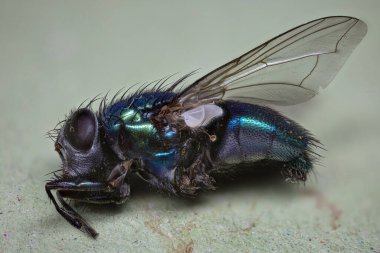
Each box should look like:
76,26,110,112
300,55,319,86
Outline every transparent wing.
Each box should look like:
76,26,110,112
177,16,367,107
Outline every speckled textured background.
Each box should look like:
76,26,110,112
0,1,379,252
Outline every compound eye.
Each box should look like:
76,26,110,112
66,109,96,151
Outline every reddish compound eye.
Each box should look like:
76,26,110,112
65,109,96,151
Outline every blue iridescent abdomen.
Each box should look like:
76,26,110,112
210,101,315,171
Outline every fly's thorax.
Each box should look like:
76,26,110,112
102,91,179,160
138,132,205,185
118,110,163,157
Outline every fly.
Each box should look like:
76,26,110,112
45,16,367,238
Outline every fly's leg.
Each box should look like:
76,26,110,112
106,160,132,203
58,161,132,204
174,151,215,197
45,160,133,238
45,180,109,238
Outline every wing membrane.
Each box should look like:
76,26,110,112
178,16,367,107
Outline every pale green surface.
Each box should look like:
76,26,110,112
0,1,380,252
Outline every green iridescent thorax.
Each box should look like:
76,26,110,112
102,91,182,177
113,108,162,156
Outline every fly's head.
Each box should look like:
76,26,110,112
46,107,131,238
55,108,104,179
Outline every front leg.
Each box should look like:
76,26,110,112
105,160,132,203
45,180,108,238
45,161,132,238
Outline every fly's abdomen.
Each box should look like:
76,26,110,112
211,101,318,172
